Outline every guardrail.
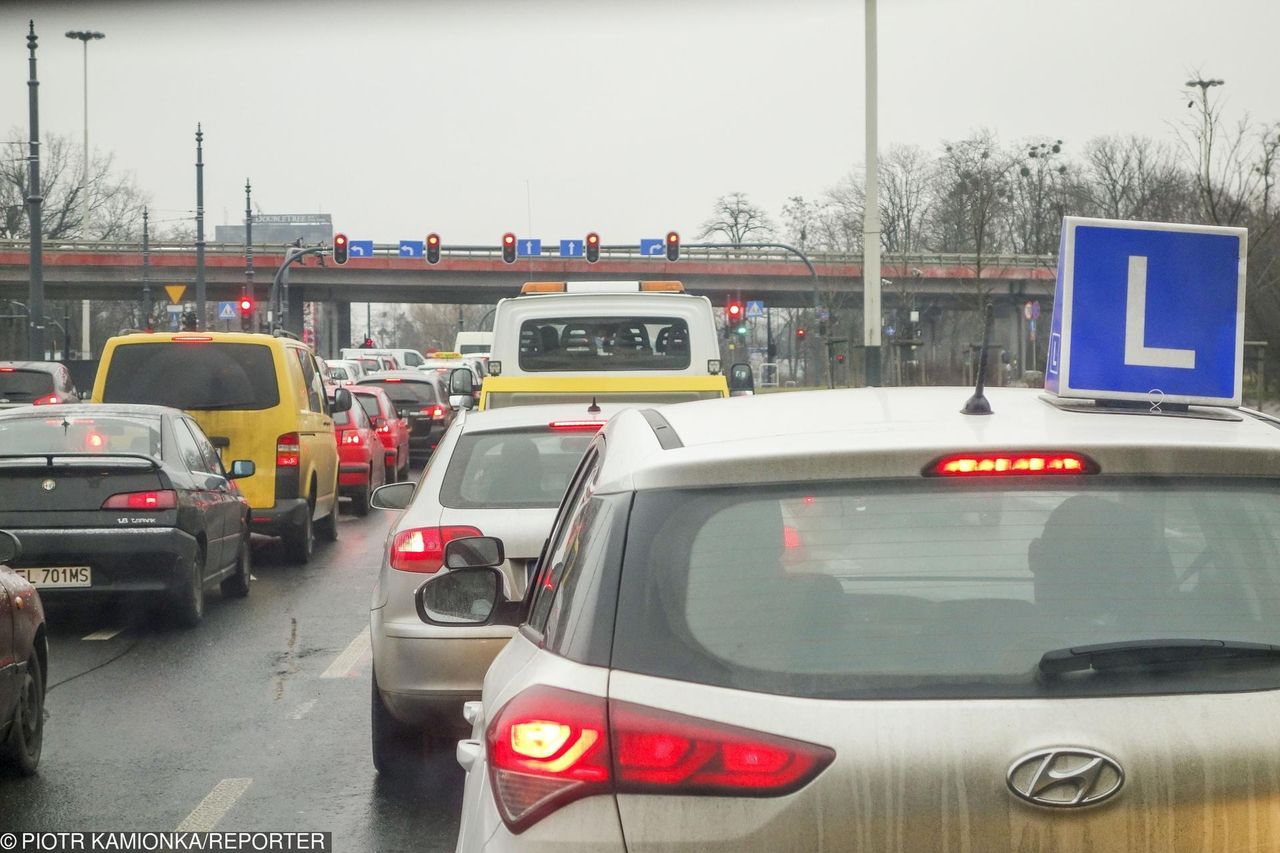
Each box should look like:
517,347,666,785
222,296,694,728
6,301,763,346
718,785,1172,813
0,239,1058,270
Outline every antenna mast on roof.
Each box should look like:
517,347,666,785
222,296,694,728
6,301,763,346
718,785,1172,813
961,303,995,416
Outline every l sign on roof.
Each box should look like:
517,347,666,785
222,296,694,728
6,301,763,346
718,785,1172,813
1045,216,1247,407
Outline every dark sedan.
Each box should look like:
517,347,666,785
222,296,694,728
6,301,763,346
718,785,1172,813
0,361,79,410
0,530,46,775
0,404,255,627
357,371,455,461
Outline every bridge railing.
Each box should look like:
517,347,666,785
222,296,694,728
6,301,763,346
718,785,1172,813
0,239,1057,271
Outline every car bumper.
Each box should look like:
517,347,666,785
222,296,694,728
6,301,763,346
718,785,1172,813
249,498,309,536
6,526,197,596
339,462,371,489
407,422,446,455
371,607,515,736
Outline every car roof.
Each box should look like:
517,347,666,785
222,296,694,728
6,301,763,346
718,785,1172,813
593,386,1280,494
458,402,633,434
0,402,175,419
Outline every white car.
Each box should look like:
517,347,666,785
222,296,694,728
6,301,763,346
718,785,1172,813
324,358,367,386
417,385,1280,852
367,401,627,775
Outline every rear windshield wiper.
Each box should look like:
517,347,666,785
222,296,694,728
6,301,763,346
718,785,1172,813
1040,639,1280,675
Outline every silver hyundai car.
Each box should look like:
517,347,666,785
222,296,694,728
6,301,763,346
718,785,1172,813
368,401,626,774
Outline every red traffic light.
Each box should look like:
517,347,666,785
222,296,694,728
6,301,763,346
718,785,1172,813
585,232,600,263
238,296,254,314
666,230,680,262
727,301,744,321
426,233,441,264
796,327,807,339
333,233,349,265
502,232,517,264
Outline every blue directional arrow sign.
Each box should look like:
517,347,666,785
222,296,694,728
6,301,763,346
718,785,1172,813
745,300,765,319
216,301,237,321
1046,216,1247,406
348,240,374,258
399,240,423,258
559,239,584,258
639,238,665,256
517,239,542,258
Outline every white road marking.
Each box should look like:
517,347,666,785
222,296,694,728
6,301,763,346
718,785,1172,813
82,627,124,641
177,777,253,831
320,627,371,679
288,698,318,720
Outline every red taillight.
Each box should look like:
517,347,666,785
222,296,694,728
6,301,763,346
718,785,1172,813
102,490,177,510
377,422,392,434
0,366,14,372
32,393,60,406
382,377,403,383
388,525,481,573
547,420,603,432
486,686,834,833
421,404,445,421
276,432,300,468
339,430,362,446
930,452,1093,477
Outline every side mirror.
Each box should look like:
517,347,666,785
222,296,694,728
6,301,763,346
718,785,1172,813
728,362,755,396
227,459,255,480
449,367,475,397
0,530,21,565
370,481,415,510
415,567,503,626
443,535,505,570
331,388,352,413
449,394,475,411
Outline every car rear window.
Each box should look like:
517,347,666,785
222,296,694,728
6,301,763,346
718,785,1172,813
614,480,1280,699
440,428,595,508
101,342,279,411
329,366,350,381
352,393,381,420
361,379,436,406
517,316,691,371
0,414,161,458
0,369,54,401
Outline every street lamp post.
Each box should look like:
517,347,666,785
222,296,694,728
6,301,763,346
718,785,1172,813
65,29,103,359
862,0,882,386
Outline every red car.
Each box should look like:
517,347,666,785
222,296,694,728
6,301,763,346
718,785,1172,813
333,396,386,516
0,530,46,775
350,385,410,482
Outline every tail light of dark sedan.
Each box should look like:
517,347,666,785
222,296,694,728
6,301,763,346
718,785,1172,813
421,404,446,421
486,685,835,833
388,525,481,573
101,490,177,510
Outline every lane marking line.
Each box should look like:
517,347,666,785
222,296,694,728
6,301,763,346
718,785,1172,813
320,627,371,679
177,777,253,831
288,698,318,720
82,627,124,641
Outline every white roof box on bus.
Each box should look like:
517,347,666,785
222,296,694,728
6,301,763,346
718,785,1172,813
520,281,684,295
1045,216,1248,407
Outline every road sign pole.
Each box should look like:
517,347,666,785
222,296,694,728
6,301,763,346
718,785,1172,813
25,22,45,360
194,124,206,329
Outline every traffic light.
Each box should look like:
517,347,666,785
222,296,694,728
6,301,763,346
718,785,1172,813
735,323,748,337
502,232,517,264
836,353,846,364
726,301,744,324
666,230,680,262
360,337,375,349
426,233,441,264
585,232,600,264
333,233,349,265
796,327,807,340
238,294,254,331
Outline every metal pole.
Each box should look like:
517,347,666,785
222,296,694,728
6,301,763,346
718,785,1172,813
863,0,882,386
141,207,150,328
244,178,254,328
194,124,206,328
25,21,44,361
80,37,90,357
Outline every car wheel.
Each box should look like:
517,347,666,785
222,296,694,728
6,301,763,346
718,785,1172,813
353,477,371,518
0,652,44,775
220,532,251,599
372,669,425,775
172,544,206,628
283,504,314,565
317,499,339,542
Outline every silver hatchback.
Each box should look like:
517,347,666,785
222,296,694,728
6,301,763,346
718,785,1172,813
368,401,623,774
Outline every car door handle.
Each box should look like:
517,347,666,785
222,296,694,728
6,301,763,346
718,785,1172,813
456,739,482,771
463,700,483,726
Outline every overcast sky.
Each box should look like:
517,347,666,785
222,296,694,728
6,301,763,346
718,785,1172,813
6,0,1278,245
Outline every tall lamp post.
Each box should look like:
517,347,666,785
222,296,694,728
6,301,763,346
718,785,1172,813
65,28,104,359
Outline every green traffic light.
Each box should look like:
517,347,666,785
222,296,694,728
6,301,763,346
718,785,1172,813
736,325,748,335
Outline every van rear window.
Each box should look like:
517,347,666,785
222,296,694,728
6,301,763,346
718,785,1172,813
101,342,279,411
0,370,54,401
518,317,691,371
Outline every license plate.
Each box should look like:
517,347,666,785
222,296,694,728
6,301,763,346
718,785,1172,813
15,566,92,588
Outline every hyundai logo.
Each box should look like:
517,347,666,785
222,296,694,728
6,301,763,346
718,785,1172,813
1007,748,1124,807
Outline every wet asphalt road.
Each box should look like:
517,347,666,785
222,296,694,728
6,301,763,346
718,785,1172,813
0,478,464,851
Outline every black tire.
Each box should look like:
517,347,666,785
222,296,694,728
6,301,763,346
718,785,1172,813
352,478,371,518
317,499,339,542
397,452,410,482
371,669,424,775
283,504,314,565
0,650,44,775
172,544,206,628
220,533,251,599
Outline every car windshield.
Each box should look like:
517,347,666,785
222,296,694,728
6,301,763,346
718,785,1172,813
614,480,1280,699
0,414,161,458
0,369,54,400
517,316,692,371
440,428,596,508
101,342,279,411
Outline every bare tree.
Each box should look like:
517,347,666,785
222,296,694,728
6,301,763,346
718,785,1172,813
880,144,933,256
1076,135,1196,222
699,192,774,243
1006,139,1071,256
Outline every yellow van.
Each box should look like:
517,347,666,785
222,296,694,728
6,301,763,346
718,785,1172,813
93,330,349,563
464,281,749,409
